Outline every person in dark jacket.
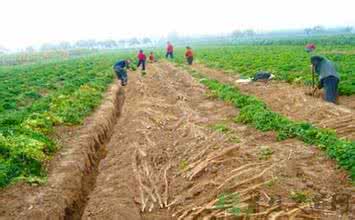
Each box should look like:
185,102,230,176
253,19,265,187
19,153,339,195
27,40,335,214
113,59,131,86
311,56,340,103
185,46,194,65
137,50,146,70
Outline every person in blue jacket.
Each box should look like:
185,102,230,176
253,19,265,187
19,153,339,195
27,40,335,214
113,59,131,86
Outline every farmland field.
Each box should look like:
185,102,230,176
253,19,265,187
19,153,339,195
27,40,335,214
173,45,355,95
0,49,98,66
0,42,354,219
0,52,134,187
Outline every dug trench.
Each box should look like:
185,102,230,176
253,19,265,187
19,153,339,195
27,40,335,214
0,78,126,219
81,62,353,219
0,61,354,219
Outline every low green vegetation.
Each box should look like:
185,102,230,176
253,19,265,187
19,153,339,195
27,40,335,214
0,52,134,187
210,123,240,143
214,192,254,217
258,147,274,160
227,135,240,144
173,45,355,95
183,67,355,179
290,191,312,203
179,159,189,171
210,123,230,133
214,193,242,216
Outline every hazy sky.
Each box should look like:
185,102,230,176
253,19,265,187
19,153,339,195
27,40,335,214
1,0,354,49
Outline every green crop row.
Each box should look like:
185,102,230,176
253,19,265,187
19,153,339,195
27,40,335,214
172,45,355,95
184,67,355,180
0,52,134,187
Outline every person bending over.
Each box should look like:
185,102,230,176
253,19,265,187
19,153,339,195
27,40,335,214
311,56,340,103
113,59,131,86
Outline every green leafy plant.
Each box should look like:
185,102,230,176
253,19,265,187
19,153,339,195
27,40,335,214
182,69,355,180
179,159,189,171
290,191,312,203
258,147,274,160
214,193,241,215
211,123,230,133
227,135,240,144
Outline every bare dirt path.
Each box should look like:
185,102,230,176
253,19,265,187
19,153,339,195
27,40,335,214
82,62,353,219
0,61,353,220
188,63,355,140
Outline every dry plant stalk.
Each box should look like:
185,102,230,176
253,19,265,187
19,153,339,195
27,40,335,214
163,163,171,207
185,145,240,180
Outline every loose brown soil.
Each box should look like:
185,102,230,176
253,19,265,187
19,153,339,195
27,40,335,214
190,63,355,140
0,62,354,220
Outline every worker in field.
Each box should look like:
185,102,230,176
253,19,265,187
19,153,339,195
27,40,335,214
149,52,155,63
113,59,131,86
137,50,146,71
166,42,174,59
185,46,194,65
311,56,340,103
305,43,316,53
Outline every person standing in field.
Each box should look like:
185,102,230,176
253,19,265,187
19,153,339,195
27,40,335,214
149,52,155,63
137,50,146,71
311,56,340,103
166,42,174,59
113,59,131,86
185,46,194,65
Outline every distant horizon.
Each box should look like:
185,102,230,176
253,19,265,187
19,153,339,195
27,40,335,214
2,0,355,50
1,25,354,52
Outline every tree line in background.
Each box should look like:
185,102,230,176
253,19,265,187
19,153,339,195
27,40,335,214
0,37,156,54
0,26,354,54
28,37,155,53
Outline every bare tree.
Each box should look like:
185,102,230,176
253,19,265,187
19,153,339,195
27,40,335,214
117,39,126,48
312,25,325,34
40,43,57,51
25,46,35,53
104,40,117,48
128,38,140,46
244,29,255,37
343,26,353,33
75,40,97,49
304,28,312,35
232,30,243,38
58,41,71,50
142,37,152,44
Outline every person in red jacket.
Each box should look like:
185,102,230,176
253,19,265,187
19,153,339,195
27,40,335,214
305,43,316,53
149,52,155,63
137,50,146,70
185,46,194,65
166,42,174,59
